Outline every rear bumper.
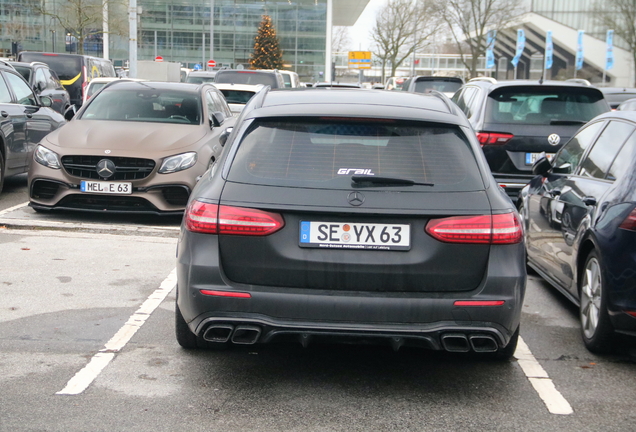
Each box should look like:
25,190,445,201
176,231,526,350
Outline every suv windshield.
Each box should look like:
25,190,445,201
80,88,201,124
228,119,484,191
487,86,607,125
215,71,278,87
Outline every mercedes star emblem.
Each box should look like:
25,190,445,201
347,191,365,206
104,150,111,154
547,133,561,146
96,159,116,179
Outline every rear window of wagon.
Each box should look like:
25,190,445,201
227,118,485,191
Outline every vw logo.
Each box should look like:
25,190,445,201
96,159,116,179
547,133,561,146
347,191,365,206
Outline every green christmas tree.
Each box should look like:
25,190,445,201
250,15,284,70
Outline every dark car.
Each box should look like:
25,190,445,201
402,76,464,97
28,81,235,214
18,52,116,109
10,61,71,115
175,88,526,359
452,79,611,199
214,69,285,89
519,111,636,353
0,61,65,193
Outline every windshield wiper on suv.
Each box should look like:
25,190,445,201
351,175,434,187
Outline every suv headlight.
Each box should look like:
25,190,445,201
34,145,61,169
158,152,197,174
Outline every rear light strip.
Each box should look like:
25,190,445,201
476,132,514,146
425,213,523,244
454,300,505,306
185,200,285,235
200,290,251,298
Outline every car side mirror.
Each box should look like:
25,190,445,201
219,127,233,147
209,111,225,128
39,95,53,108
532,155,552,176
64,104,77,121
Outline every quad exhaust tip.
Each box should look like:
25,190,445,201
231,325,262,345
202,324,234,343
469,334,498,353
441,333,470,352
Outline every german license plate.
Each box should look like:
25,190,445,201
299,221,410,251
525,152,555,165
80,181,132,194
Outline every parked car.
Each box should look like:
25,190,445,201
82,77,143,104
212,83,263,115
214,69,285,88
617,97,636,111
452,79,610,199
175,88,526,359
17,52,116,109
10,61,71,114
519,110,636,353
279,70,300,88
385,76,408,91
28,81,235,214
402,76,464,97
186,71,216,84
0,61,65,193
598,87,636,110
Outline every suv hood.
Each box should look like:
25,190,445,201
44,120,206,152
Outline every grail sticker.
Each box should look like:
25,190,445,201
337,168,375,175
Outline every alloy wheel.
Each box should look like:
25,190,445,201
580,256,602,339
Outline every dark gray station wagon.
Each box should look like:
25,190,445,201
176,88,526,359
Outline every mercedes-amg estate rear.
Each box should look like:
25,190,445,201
176,88,526,359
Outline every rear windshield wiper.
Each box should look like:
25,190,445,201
549,120,587,125
351,175,434,187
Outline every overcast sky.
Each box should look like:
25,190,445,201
348,0,386,51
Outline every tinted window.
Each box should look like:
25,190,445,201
215,71,278,87
486,87,608,125
580,121,635,179
453,87,477,117
19,53,82,81
219,89,256,104
607,131,636,181
282,74,292,88
5,72,37,105
186,76,215,84
413,79,462,94
13,65,31,83
80,88,201,124
228,119,484,192
551,121,604,174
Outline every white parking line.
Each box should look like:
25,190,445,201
56,268,177,396
515,337,573,415
0,201,29,217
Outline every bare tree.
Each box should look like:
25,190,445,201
333,26,351,53
436,0,525,78
592,0,636,86
37,0,127,55
370,0,442,82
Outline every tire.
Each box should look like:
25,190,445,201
175,302,200,349
579,250,615,353
0,151,4,194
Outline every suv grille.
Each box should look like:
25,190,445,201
61,156,155,180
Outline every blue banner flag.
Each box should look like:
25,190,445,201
511,29,525,68
486,30,496,69
575,30,584,71
606,30,614,71
544,31,553,70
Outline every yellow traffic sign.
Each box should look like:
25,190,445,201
348,51,372,69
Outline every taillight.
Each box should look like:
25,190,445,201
476,132,514,146
619,208,636,231
185,200,284,235
425,212,522,244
